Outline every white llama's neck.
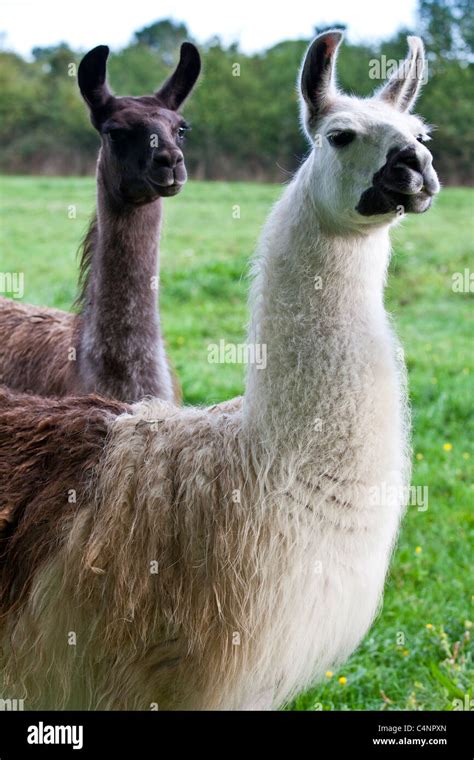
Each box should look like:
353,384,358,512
244,158,406,486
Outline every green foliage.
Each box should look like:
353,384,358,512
418,0,474,56
134,19,190,63
108,44,169,96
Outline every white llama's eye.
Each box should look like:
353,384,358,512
416,134,429,143
327,130,356,148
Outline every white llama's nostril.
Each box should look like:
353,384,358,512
397,169,424,195
422,166,440,196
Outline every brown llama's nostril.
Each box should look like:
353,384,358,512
153,150,183,169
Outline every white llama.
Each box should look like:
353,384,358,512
0,32,439,711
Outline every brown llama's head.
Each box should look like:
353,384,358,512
78,43,201,204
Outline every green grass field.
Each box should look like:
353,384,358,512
0,176,473,710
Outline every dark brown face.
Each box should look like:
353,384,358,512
100,98,190,203
78,43,201,206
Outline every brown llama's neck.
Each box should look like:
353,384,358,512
75,169,173,402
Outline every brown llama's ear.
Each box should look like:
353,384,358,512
300,31,343,125
78,45,113,112
155,42,201,111
377,37,426,112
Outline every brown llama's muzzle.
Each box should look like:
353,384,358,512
144,143,187,197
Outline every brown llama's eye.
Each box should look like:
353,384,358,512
105,128,129,142
177,125,190,140
327,130,356,148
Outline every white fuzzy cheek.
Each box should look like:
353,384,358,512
354,143,383,185
311,150,339,207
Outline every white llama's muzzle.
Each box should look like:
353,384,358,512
356,144,440,216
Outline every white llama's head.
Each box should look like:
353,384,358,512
299,31,440,230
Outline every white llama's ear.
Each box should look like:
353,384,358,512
377,36,426,112
300,31,344,126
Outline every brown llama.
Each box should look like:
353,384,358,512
0,43,200,402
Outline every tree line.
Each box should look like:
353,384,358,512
0,1,472,184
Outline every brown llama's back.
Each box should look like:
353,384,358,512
0,297,182,402
0,297,78,396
